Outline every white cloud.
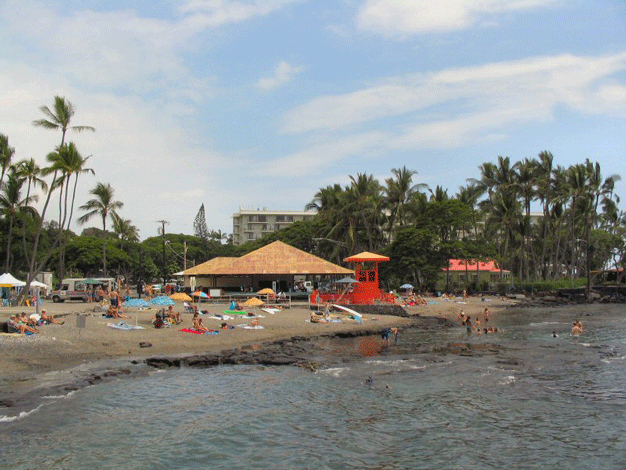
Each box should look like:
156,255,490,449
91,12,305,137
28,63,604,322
256,131,388,176
257,60,305,90
357,0,561,36
179,0,303,28
281,52,626,147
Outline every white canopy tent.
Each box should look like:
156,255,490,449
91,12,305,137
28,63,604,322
0,273,26,287
29,280,50,289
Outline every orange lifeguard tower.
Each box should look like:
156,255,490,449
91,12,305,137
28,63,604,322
313,251,391,305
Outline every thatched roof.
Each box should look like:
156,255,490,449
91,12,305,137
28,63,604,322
185,241,353,276
183,257,237,276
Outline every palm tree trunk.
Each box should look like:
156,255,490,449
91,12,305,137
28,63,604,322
5,214,14,272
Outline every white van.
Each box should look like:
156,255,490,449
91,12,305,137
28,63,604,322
50,278,116,303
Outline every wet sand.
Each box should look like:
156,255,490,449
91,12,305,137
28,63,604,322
0,295,513,410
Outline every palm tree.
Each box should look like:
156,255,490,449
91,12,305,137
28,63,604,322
111,213,140,250
16,158,47,266
25,96,95,293
78,183,124,274
46,143,94,229
384,166,427,241
343,173,384,252
45,143,94,280
0,134,15,189
514,158,537,281
32,96,95,146
0,168,37,272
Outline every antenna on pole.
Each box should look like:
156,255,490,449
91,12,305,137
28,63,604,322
157,220,169,284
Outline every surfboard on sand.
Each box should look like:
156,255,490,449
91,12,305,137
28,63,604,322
332,304,362,318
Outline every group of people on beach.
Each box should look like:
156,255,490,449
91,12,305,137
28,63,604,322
458,308,499,334
401,294,427,306
6,309,63,335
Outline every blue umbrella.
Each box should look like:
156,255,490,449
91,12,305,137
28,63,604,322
400,283,414,289
124,298,150,308
150,296,175,306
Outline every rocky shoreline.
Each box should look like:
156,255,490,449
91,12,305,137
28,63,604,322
0,315,453,415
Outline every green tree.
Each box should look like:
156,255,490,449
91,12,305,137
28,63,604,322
32,96,95,146
77,182,124,275
44,142,94,281
0,168,37,272
0,134,15,189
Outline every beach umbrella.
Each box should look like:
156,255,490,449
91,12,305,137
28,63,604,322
192,291,208,298
257,288,275,295
243,296,264,314
243,297,264,307
400,283,414,290
124,298,150,308
150,296,175,306
170,292,193,302
336,277,358,284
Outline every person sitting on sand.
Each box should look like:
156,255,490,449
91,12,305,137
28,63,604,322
458,310,466,325
18,312,38,327
8,315,38,334
167,306,182,324
250,318,260,327
41,309,64,325
107,305,127,319
192,312,209,332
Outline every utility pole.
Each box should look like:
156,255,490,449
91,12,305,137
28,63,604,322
158,220,169,285
183,241,188,272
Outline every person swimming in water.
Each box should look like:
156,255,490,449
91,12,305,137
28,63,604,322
571,321,583,335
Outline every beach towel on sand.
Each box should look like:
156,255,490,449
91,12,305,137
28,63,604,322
236,324,264,330
107,321,144,330
180,328,219,335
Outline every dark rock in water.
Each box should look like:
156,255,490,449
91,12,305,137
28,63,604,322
144,316,455,371
139,342,152,348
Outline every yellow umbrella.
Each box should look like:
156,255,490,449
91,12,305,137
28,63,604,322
170,292,192,302
243,296,264,315
244,297,264,307
257,288,275,295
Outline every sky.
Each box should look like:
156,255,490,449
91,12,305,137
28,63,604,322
0,0,625,241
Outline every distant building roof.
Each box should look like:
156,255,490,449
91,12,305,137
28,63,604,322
184,241,353,276
344,252,390,263
444,259,510,273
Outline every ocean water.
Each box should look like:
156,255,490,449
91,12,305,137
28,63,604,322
2,304,626,469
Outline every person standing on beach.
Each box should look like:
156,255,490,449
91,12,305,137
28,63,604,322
466,316,472,334
381,327,390,346
392,327,399,344
109,289,119,309
484,308,490,323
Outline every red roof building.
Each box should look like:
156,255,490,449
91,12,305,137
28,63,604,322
439,259,510,291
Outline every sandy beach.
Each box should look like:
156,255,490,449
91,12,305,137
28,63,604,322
0,295,513,408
